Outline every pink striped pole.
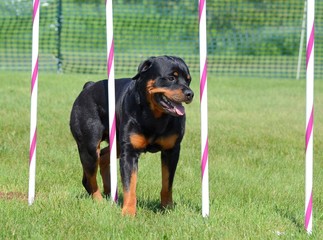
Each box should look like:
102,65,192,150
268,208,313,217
106,0,118,203
305,0,315,234
28,0,40,205
199,0,209,217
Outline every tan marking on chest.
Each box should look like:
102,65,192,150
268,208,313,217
130,134,149,149
155,134,179,150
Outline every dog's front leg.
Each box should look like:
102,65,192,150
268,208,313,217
160,146,180,209
120,147,140,216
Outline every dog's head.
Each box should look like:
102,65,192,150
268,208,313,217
133,56,194,117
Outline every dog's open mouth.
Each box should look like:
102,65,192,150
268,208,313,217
159,95,185,116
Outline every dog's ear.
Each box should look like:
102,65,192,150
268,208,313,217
132,57,155,80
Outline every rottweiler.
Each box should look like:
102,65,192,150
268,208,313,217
70,56,194,216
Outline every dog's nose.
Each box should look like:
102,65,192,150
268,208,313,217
184,89,194,102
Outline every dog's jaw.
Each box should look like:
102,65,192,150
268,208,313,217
146,79,190,117
157,94,185,116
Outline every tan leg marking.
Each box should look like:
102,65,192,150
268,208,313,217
122,172,137,216
160,163,173,208
99,147,111,196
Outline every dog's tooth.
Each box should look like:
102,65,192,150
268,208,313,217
162,95,169,104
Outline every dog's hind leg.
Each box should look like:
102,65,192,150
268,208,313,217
99,145,120,197
99,147,111,196
78,143,103,201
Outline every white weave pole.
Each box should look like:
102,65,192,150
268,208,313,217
199,0,209,217
28,0,40,206
296,0,307,80
305,0,315,234
106,0,118,203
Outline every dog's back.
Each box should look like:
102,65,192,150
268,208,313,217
70,78,132,143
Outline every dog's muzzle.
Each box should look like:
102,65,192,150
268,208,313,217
183,89,194,104
158,88,194,117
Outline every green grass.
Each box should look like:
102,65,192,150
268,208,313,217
0,71,323,239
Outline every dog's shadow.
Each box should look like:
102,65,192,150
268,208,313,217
75,192,200,214
75,192,161,212
136,198,169,214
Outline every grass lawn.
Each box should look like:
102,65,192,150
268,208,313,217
0,71,322,239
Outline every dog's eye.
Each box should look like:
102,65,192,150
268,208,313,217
169,72,179,82
186,75,191,84
169,76,176,81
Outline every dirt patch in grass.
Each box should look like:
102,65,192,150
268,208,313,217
0,192,27,201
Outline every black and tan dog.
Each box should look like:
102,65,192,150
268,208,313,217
70,56,194,216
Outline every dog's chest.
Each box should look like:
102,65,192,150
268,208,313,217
130,132,179,153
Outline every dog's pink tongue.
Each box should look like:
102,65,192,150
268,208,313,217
174,103,185,116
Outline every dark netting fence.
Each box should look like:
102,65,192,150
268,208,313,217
0,0,322,78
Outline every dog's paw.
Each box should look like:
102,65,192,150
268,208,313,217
161,201,174,210
122,206,137,216
92,191,103,202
